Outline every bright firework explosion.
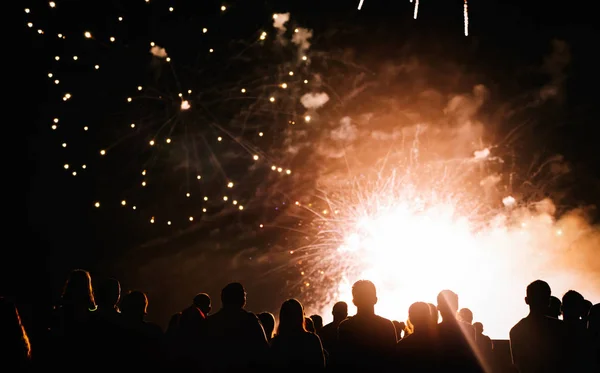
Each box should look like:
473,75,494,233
307,146,599,339
288,61,599,338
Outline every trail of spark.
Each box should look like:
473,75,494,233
414,0,419,19
358,0,365,10
464,0,469,36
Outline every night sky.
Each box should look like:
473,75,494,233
18,0,600,334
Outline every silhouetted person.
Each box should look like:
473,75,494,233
311,314,323,335
510,280,569,373
0,297,31,368
120,290,164,369
458,307,473,324
546,296,562,318
179,293,211,335
436,290,482,372
258,312,276,343
270,299,325,371
562,290,586,330
168,293,211,369
50,269,97,368
561,290,594,370
206,282,269,372
94,278,121,319
392,320,406,340
395,301,437,372
337,280,397,371
90,277,125,368
305,316,315,332
319,301,347,363
473,322,494,369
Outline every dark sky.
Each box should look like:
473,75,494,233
17,0,599,331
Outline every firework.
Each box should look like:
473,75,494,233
294,121,598,339
30,2,321,232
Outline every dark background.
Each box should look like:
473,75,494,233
15,0,599,339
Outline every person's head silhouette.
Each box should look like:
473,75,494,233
547,295,562,318
561,290,585,321
473,321,484,335
258,312,275,339
305,317,315,332
221,282,246,309
525,279,551,314
61,269,96,311
193,293,211,315
352,280,377,313
95,278,121,310
120,290,148,320
277,298,306,335
408,302,431,332
458,308,473,324
437,290,459,321
332,301,348,322
310,314,323,331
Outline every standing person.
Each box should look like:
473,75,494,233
337,280,397,372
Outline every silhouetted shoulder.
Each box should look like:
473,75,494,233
244,309,260,320
337,315,355,330
510,317,527,336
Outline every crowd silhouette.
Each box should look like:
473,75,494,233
2,269,598,372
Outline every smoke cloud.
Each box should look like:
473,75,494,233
273,13,290,32
300,92,329,110
150,45,168,58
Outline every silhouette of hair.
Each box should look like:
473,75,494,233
352,280,377,307
0,297,31,360
193,293,211,314
458,308,473,324
277,298,306,336
473,321,484,334
95,278,121,308
120,290,148,317
408,302,432,331
525,280,551,310
305,317,315,332
547,295,562,318
60,269,96,310
221,282,246,308
332,301,348,319
437,290,459,319
258,312,275,339
561,290,584,319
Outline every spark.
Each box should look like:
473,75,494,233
464,0,469,36
413,0,419,19
358,0,365,10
